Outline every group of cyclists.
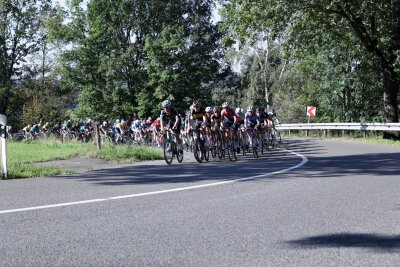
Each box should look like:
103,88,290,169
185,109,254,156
159,99,279,162
12,99,280,163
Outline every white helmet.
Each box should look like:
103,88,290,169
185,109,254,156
235,107,243,114
205,106,212,112
247,106,254,112
162,99,172,108
116,119,120,123
222,102,229,108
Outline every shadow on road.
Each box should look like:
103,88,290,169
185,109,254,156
55,151,303,186
54,138,399,186
286,233,400,253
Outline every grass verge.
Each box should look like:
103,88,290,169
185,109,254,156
3,140,163,179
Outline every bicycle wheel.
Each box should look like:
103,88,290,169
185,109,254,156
164,140,174,165
241,132,247,156
216,134,224,159
210,141,216,158
194,139,203,163
252,134,259,158
270,134,276,150
176,146,184,163
230,143,237,161
227,139,236,161
204,145,210,162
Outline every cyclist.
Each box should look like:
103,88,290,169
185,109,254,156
41,122,51,137
160,99,183,154
221,102,239,151
30,123,41,140
204,106,212,147
131,119,142,144
190,101,208,147
152,117,162,147
114,119,124,143
257,107,269,140
22,124,31,136
234,108,245,152
211,106,224,130
244,106,260,150
100,118,110,136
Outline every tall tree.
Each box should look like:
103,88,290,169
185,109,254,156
0,0,52,114
221,0,400,127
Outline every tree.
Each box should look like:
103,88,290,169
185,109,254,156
52,0,224,119
221,0,400,127
0,0,52,114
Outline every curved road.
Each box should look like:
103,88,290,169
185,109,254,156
0,138,399,266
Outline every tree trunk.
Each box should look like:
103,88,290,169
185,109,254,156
382,66,400,139
382,67,399,123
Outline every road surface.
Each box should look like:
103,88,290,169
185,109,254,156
0,138,399,266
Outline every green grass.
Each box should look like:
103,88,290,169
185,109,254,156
97,143,163,162
3,140,163,179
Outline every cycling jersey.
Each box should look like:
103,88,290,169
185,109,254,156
258,112,268,124
160,108,180,127
211,114,224,125
191,108,205,122
235,114,245,124
30,124,39,134
221,108,236,121
204,113,212,127
245,113,259,128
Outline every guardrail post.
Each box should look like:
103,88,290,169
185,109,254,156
0,114,7,179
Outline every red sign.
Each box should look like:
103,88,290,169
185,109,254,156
307,106,316,117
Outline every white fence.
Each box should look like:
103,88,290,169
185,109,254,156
276,123,400,132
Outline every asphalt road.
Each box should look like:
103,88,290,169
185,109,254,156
0,138,399,266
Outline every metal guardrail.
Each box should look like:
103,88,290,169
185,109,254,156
276,123,400,132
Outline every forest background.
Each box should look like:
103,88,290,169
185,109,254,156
1,0,399,138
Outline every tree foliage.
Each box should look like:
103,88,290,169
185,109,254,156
0,0,53,114
51,0,224,119
220,0,400,125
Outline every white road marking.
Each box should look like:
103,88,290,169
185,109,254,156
0,149,308,215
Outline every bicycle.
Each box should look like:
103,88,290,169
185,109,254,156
224,126,237,161
193,126,209,163
162,127,184,165
246,128,259,158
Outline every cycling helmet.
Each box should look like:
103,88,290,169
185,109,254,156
205,106,212,112
162,99,172,108
213,106,220,112
222,102,229,108
235,107,243,114
247,106,254,112
116,119,120,123
193,100,200,108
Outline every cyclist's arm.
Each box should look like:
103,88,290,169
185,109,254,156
173,115,180,129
